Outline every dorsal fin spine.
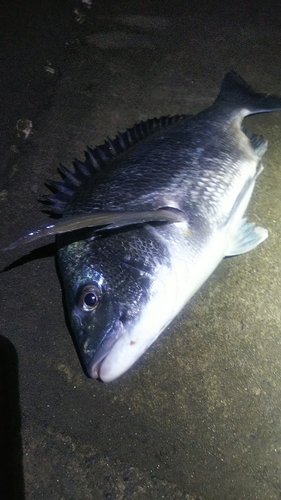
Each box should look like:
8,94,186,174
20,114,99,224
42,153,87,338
85,147,102,170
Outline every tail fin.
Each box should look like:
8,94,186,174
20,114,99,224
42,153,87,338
216,71,281,114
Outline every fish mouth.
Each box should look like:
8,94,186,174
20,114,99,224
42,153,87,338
86,319,125,381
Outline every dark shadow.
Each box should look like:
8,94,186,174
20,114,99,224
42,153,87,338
0,336,25,499
1,243,56,272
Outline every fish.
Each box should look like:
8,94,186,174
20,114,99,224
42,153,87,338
4,71,281,382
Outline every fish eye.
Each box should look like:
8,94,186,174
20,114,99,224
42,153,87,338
79,285,100,312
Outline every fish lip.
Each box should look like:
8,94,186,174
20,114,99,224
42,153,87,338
87,319,124,380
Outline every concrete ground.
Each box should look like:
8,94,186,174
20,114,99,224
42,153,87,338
0,1,281,498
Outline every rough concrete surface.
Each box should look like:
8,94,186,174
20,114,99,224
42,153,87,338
0,1,281,499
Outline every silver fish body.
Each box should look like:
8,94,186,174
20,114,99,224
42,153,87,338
54,72,281,382
7,72,281,381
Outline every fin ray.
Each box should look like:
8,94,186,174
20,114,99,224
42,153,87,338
226,218,268,256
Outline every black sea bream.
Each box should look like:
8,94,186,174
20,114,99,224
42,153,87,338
7,72,281,382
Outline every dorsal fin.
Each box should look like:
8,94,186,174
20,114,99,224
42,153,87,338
41,114,188,215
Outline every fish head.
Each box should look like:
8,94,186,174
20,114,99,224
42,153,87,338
57,227,171,382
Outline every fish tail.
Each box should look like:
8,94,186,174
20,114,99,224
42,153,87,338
216,70,281,114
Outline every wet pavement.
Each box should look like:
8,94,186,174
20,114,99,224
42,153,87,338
0,1,281,498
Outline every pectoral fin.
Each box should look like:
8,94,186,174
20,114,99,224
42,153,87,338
226,218,268,256
2,209,185,251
